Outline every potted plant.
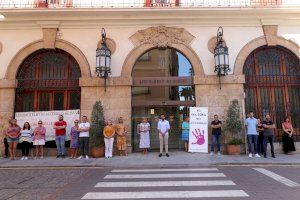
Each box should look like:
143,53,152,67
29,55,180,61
89,101,105,158
227,138,243,155
225,99,243,155
36,0,48,8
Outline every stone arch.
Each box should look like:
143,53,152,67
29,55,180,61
5,39,91,80
121,26,204,77
234,36,300,75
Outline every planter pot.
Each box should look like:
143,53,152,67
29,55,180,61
37,1,48,8
90,146,105,158
227,144,241,155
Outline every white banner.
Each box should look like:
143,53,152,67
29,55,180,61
188,107,209,153
15,110,80,141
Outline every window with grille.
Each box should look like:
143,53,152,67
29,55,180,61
244,46,300,141
15,49,81,112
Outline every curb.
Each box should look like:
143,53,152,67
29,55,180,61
1,162,300,169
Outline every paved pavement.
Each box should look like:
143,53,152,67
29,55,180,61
1,165,297,200
0,151,300,168
58,166,300,200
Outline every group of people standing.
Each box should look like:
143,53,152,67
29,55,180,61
0,112,297,160
245,111,296,158
0,115,91,160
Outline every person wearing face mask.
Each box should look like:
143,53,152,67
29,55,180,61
157,114,170,157
262,114,276,158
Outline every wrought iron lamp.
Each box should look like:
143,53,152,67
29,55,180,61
96,28,111,92
214,26,230,89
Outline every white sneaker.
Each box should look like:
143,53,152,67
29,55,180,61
248,153,253,158
85,155,89,159
217,152,221,156
255,154,261,158
20,156,25,160
24,157,28,160
77,156,83,159
210,152,214,155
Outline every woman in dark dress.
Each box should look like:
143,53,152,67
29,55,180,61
282,116,296,154
257,119,264,155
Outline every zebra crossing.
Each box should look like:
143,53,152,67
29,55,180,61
81,167,249,199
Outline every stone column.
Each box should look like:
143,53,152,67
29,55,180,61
80,77,132,153
0,79,16,129
194,75,246,152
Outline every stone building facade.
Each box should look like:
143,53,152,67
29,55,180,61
0,1,299,152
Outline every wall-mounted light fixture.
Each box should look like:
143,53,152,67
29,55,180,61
96,28,111,92
214,26,230,89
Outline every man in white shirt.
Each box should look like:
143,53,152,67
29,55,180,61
157,114,170,157
78,115,90,159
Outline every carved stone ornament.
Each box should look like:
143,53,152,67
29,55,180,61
0,42,2,54
130,25,195,48
97,38,116,54
208,36,227,54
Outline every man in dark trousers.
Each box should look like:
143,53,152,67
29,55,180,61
262,114,276,158
210,114,222,155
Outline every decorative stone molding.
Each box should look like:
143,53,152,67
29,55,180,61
194,75,245,85
130,25,195,48
0,42,2,54
234,36,299,75
97,38,116,54
5,39,91,80
207,36,227,54
79,77,132,87
122,26,203,78
0,79,17,88
42,28,58,49
262,25,278,46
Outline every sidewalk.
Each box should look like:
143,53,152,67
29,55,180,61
1,151,300,168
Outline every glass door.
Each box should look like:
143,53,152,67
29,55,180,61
132,106,191,151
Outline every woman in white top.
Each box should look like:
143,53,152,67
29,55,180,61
19,122,33,160
138,117,151,154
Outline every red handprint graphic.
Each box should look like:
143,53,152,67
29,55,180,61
192,128,205,145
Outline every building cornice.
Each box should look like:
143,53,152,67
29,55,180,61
0,7,300,29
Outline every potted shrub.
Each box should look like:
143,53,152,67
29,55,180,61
89,101,105,158
227,138,243,155
36,0,48,8
225,99,243,155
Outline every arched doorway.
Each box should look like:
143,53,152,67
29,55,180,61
132,48,195,151
15,49,81,112
244,46,300,141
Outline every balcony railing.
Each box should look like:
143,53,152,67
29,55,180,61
0,0,299,9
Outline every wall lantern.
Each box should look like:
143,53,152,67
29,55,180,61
96,28,111,92
214,26,230,89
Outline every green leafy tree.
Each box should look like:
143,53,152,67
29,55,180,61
225,99,243,141
89,101,105,148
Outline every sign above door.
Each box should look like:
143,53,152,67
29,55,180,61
133,76,193,86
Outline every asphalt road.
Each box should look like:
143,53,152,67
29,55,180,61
0,165,300,200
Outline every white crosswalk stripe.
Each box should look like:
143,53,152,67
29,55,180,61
111,168,219,172
81,167,249,199
95,180,236,187
82,190,249,199
104,172,226,179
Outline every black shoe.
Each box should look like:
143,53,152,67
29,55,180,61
61,155,65,159
272,154,276,158
166,154,170,157
56,155,61,158
158,154,162,157
264,154,267,158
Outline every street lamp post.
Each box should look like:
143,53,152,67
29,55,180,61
214,26,230,89
96,28,111,92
